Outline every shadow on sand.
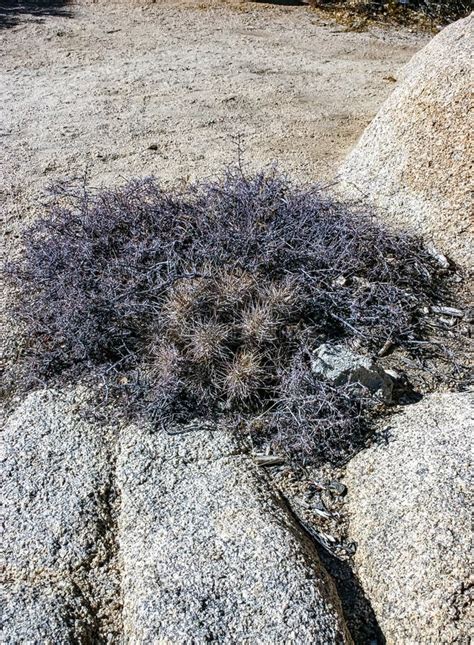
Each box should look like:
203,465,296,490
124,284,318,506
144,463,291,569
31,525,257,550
0,0,71,29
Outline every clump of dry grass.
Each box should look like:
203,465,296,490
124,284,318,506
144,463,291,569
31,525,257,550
4,168,458,463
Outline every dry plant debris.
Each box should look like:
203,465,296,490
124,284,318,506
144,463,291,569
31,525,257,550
4,168,466,464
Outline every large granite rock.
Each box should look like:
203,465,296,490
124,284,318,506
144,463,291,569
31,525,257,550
1,580,95,644
336,14,474,267
2,390,351,642
344,392,474,643
1,389,121,642
118,424,352,643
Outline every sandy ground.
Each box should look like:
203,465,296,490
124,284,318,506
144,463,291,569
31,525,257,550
1,0,429,240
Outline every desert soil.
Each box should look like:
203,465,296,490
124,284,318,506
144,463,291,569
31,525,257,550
1,0,429,242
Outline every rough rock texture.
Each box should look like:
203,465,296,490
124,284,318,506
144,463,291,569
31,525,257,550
344,392,474,643
118,424,352,644
336,14,474,267
311,344,393,401
2,390,352,642
1,389,121,642
1,580,94,644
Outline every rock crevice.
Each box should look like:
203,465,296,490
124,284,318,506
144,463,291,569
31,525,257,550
1,389,123,642
2,389,352,643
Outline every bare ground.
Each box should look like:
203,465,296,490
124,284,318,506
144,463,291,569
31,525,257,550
1,0,428,241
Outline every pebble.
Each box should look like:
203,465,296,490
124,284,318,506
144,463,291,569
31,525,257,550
311,495,327,511
430,305,464,318
329,481,347,496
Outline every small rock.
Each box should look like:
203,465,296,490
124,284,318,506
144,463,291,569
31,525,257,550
311,495,327,512
344,541,357,556
430,305,464,318
384,368,402,381
253,454,286,467
311,343,393,402
333,275,347,287
428,246,450,269
328,480,347,496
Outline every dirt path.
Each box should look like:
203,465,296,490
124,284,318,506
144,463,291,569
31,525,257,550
1,0,428,234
